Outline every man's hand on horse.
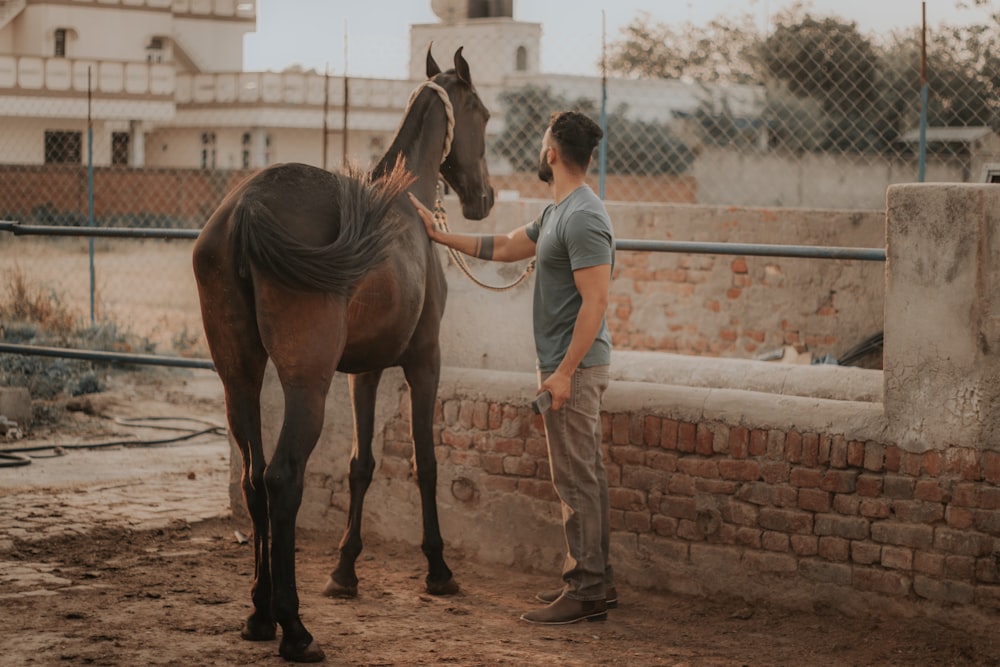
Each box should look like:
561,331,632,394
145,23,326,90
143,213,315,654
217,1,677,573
407,192,439,240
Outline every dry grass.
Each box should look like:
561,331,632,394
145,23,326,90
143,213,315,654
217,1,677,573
1,266,81,336
0,237,207,356
0,240,206,424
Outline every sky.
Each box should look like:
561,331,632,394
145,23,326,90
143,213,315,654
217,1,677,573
242,1,995,79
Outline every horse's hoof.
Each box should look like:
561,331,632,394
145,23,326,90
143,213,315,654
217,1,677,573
426,577,460,596
240,616,276,642
322,575,358,599
279,639,325,663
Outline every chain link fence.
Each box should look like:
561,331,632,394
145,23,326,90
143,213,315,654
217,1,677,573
0,1,996,356
484,3,1000,207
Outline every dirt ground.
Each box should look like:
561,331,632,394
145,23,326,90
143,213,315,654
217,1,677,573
0,371,998,666
4,519,1000,667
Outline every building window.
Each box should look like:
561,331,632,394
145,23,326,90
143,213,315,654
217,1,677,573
146,37,164,63
44,131,81,164
368,135,385,168
54,29,66,58
201,132,216,169
241,132,251,169
515,46,527,72
112,132,130,166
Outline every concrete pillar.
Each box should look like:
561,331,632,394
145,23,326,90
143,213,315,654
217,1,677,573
884,184,1000,450
249,128,269,168
129,120,145,167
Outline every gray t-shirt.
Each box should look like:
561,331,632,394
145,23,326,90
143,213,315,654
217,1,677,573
525,185,615,372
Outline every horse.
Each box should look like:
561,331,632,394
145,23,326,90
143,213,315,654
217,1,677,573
192,46,494,663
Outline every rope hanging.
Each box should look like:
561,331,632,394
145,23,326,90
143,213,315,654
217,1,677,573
434,182,535,292
408,79,534,291
401,81,454,163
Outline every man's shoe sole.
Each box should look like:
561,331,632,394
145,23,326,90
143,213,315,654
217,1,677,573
520,610,608,625
535,591,618,609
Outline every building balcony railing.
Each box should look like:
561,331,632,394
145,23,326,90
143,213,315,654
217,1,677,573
63,0,256,20
175,71,418,108
0,55,175,96
172,0,256,20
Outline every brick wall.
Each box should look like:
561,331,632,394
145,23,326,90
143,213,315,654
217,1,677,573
241,183,1000,628
0,166,253,225
440,201,885,369
373,388,1000,615
0,167,694,225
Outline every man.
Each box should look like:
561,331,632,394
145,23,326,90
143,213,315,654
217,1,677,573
408,110,616,625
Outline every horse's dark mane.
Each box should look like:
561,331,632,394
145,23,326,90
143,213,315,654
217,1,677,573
371,71,458,182
231,158,414,295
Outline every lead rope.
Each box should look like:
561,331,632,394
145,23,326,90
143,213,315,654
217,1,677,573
434,181,535,292
417,80,534,291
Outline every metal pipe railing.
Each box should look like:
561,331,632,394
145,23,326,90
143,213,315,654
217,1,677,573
0,220,886,370
0,343,214,370
0,221,886,261
615,239,886,262
0,221,199,240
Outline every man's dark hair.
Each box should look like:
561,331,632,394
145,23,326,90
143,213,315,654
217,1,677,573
548,111,603,172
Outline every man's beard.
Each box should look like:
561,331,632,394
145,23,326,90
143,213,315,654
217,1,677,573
537,156,553,184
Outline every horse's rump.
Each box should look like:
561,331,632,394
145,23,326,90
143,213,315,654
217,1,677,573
232,159,415,296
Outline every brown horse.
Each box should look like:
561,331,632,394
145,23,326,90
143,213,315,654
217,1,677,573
192,46,494,663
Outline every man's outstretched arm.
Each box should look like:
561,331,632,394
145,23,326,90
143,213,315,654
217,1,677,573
408,192,536,262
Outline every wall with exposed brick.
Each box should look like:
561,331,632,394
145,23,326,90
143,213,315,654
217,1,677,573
1,167,883,365
439,197,884,370
242,364,998,625
0,166,252,226
235,184,1000,628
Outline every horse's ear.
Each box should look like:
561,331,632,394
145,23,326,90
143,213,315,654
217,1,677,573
426,43,441,79
454,47,472,85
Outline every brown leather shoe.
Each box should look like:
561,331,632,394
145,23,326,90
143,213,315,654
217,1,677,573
520,593,608,625
535,586,618,609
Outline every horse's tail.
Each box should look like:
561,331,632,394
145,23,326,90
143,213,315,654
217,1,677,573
231,158,415,296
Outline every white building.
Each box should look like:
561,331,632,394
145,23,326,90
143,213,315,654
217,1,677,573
0,0,761,175
0,0,256,167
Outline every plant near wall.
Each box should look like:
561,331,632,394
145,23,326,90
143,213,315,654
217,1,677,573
0,268,163,424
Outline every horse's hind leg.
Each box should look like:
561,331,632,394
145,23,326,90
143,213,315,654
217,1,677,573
194,241,275,643
257,286,343,663
265,383,330,663
404,350,459,595
324,370,383,598
223,362,275,643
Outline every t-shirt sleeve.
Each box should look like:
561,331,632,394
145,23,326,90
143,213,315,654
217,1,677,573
563,211,613,270
524,206,551,243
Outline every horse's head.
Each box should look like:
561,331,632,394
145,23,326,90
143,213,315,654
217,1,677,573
427,46,495,221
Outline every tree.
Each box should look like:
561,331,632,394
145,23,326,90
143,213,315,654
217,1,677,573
760,14,879,114
494,85,693,176
493,85,592,172
604,105,695,175
606,11,761,84
604,3,1000,157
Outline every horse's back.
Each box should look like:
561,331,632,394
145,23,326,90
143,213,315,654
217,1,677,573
194,159,443,373
235,163,344,246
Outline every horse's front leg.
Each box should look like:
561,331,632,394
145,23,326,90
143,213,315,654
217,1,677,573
404,351,458,595
324,370,383,598
265,384,329,663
